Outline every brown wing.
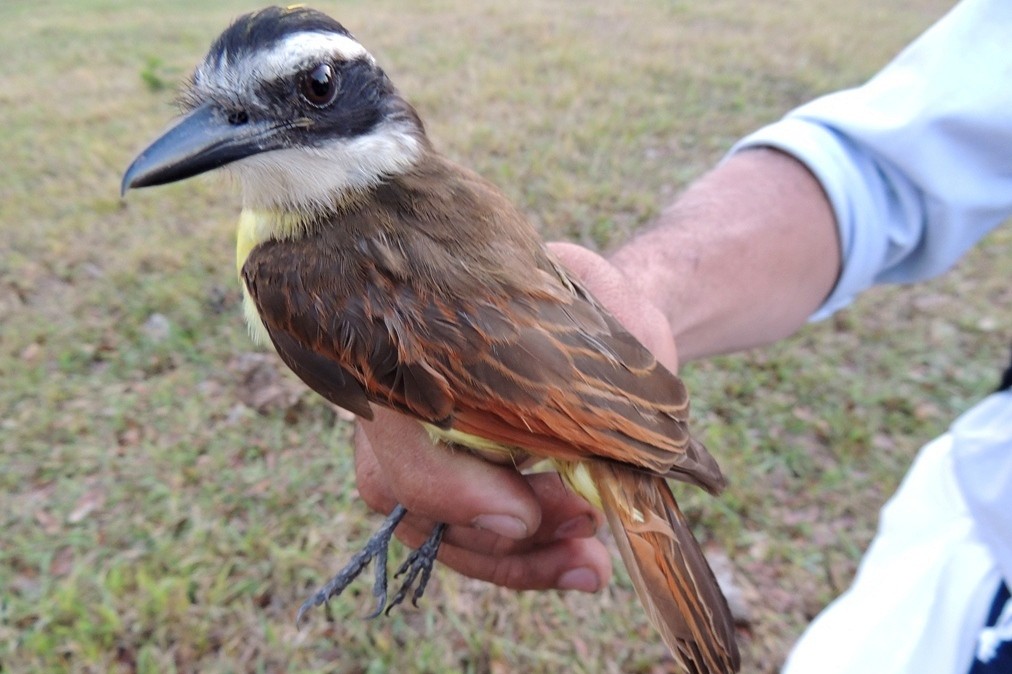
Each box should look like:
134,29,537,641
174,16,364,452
242,241,456,427
242,227,724,494
441,265,725,493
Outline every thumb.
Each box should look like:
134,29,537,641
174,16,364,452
354,409,544,539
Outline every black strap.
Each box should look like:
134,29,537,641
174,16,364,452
999,343,1012,393
967,581,1012,674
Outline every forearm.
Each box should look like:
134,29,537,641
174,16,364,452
609,148,841,362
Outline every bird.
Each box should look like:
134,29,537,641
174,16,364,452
121,7,740,673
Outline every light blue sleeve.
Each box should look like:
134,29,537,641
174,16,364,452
731,0,1012,320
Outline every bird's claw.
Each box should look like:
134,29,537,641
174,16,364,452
296,505,447,626
386,522,447,613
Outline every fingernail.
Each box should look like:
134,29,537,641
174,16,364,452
554,515,596,540
558,567,600,593
471,514,529,539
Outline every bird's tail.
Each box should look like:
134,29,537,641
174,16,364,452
590,462,740,674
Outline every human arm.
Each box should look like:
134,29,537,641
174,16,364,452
601,0,1012,361
599,147,839,362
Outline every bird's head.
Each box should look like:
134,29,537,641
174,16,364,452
122,6,425,212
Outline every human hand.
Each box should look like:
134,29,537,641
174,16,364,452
353,242,679,592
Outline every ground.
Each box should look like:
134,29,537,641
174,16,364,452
2,1,1008,672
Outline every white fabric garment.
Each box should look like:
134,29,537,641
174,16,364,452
728,0,1012,671
783,392,1012,673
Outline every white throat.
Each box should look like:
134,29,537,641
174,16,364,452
227,118,423,213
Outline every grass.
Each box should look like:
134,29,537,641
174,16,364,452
1,0,1007,672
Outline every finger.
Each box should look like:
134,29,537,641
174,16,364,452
548,241,679,371
357,423,603,553
354,411,545,540
395,525,614,593
397,472,605,557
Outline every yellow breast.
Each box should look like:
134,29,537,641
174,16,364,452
423,423,602,509
235,208,310,347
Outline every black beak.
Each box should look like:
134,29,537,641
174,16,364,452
121,103,287,195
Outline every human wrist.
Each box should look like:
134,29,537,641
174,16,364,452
608,149,840,362
607,209,712,362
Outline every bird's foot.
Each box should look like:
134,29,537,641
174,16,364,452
386,522,447,613
295,505,448,626
297,503,408,626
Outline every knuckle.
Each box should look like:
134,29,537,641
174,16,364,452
489,557,540,591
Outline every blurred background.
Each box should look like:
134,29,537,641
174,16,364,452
2,1,1007,672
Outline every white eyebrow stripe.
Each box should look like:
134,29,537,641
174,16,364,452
257,32,372,80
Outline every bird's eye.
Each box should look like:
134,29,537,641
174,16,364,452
299,63,339,108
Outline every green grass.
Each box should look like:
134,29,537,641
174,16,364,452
2,0,1007,672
